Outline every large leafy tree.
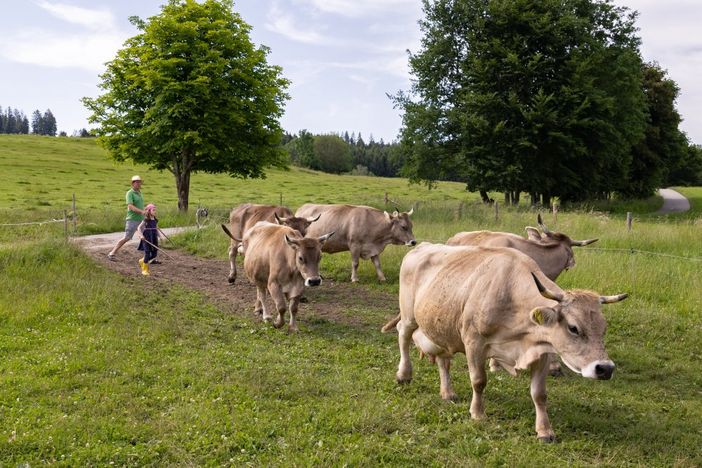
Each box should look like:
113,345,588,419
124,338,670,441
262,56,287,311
395,0,647,204
83,0,289,211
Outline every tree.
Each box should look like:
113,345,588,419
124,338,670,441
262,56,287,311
285,130,317,168
395,0,647,203
314,134,353,174
42,109,57,136
83,0,290,212
31,110,43,134
624,62,688,197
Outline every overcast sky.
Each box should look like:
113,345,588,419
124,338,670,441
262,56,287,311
1,0,700,144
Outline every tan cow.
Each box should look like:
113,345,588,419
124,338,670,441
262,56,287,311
222,203,320,283
242,221,333,332
447,214,597,281
295,203,416,282
382,242,627,442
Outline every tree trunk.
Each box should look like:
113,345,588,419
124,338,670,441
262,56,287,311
176,170,190,212
479,190,490,203
511,191,520,205
504,192,511,205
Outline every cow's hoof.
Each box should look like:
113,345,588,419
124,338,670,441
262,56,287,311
441,392,459,402
396,375,412,385
537,434,556,443
548,363,564,377
287,325,299,334
261,314,271,321
299,296,308,303
228,277,236,284
273,319,284,329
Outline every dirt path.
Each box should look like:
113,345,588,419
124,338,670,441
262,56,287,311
657,188,691,214
71,228,398,330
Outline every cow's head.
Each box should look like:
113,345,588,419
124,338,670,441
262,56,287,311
526,214,598,271
529,273,627,380
285,232,334,286
384,208,416,247
275,212,321,237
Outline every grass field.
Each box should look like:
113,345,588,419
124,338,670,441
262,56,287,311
1,134,701,465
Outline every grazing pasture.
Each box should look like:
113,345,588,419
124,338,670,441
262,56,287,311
1,134,701,465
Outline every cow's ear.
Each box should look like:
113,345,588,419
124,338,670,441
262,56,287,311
530,307,559,326
285,234,299,249
318,231,334,244
525,227,541,241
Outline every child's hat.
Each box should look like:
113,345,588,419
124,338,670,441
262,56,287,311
145,203,156,211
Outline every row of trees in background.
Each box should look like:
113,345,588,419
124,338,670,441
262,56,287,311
0,106,57,136
394,0,702,204
282,131,404,177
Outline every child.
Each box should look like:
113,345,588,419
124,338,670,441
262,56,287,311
137,203,159,275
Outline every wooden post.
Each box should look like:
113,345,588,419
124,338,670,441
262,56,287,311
72,193,77,234
454,201,464,221
626,212,632,231
280,193,283,205
384,192,389,205
494,201,499,222
64,210,68,238
552,202,558,226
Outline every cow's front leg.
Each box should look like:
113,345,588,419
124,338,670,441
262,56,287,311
227,241,239,283
254,284,268,320
396,319,416,383
268,282,287,329
530,354,556,442
465,347,487,419
287,296,301,333
370,254,386,282
436,356,458,401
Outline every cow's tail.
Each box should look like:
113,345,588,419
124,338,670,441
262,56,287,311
220,224,242,242
381,313,401,333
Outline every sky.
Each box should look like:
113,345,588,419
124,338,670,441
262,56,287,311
1,0,700,144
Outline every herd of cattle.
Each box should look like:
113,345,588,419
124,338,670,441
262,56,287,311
220,203,628,442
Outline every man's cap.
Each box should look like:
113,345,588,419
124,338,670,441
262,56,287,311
131,175,142,182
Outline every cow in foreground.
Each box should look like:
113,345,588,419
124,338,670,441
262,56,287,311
222,203,320,284
243,222,333,332
447,214,598,281
295,203,416,282
382,243,627,442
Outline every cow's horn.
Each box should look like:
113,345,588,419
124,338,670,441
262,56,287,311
274,212,288,224
531,272,564,302
537,213,550,234
599,293,628,304
406,207,414,216
318,231,335,243
571,238,598,247
307,213,321,223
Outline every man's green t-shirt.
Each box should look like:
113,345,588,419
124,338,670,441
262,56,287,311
125,188,145,222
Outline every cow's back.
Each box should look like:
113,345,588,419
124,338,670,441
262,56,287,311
243,222,296,283
296,204,380,253
230,204,294,239
404,243,545,342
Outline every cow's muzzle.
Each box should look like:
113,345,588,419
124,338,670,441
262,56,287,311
305,277,322,287
582,360,615,380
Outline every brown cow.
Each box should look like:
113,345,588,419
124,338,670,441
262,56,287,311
222,203,320,283
382,242,627,442
295,203,416,282
447,214,597,281
242,221,333,332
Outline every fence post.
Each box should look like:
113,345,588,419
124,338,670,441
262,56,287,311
454,201,464,221
72,193,77,234
552,202,558,226
626,212,633,231
494,201,499,222
64,210,68,238
280,193,283,206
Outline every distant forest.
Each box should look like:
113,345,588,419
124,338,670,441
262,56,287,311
282,130,403,178
0,106,57,136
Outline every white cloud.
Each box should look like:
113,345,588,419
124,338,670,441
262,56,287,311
36,0,116,31
0,28,124,71
299,0,420,18
265,4,327,44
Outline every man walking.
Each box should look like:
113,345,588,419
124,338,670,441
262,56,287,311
107,175,145,260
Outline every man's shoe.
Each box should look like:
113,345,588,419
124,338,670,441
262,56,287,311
149,260,162,265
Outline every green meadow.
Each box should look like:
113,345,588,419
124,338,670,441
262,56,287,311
1,134,701,465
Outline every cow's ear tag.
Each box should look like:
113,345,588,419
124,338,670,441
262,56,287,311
531,307,545,325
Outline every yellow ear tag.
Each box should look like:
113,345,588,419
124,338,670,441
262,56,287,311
533,308,544,325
